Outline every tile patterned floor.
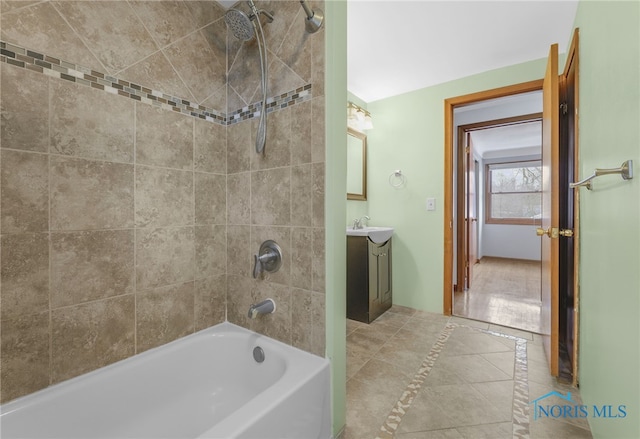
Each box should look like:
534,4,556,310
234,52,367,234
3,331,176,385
454,257,543,333
344,306,592,439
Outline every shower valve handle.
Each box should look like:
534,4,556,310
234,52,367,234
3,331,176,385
253,240,283,278
253,252,274,278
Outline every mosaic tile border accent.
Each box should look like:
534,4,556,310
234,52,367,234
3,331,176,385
375,321,457,439
227,84,313,125
512,338,530,438
375,322,531,439
0,40,312,126
483,328,530,439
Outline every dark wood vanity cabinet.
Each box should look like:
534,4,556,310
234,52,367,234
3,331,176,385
346,236,392,323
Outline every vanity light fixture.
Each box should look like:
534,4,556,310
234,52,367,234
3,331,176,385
348,101,373,131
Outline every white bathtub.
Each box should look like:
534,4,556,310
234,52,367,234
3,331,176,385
0,322,331,439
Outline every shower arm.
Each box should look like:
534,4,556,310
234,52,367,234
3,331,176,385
299,0,314,19
299,0,324,33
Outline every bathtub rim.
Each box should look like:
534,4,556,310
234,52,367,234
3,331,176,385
0,321,330,422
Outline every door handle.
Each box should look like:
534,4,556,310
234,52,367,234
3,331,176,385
536,227,573,239
536,227,554,238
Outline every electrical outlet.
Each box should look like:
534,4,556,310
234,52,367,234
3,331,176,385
426,198,436,211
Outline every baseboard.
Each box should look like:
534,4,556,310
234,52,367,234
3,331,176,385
479,256,541,263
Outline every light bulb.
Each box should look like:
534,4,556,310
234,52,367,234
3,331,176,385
363,114,373,130
347,106,358,121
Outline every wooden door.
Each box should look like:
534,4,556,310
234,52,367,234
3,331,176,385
465,133,478,288
540,43,560,376
559,28,580,384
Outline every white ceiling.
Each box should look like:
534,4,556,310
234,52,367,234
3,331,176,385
348,0,579,103
470,121,542,159
455,90,542,158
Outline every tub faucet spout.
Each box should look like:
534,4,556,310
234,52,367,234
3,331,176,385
248,298,276,319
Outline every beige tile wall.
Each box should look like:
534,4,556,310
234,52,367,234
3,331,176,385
0,62,227,403
0,0,326,404
0,0,228,110
224,0,326,356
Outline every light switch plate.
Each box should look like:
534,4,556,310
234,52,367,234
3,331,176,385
426,198,436,211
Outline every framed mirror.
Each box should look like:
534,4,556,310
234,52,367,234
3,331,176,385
347,128,367,200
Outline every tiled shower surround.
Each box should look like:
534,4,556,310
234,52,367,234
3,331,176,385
0,0,326,403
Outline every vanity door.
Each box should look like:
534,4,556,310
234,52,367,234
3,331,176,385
368,239,392,318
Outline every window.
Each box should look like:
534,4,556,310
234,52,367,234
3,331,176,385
486,160,542,225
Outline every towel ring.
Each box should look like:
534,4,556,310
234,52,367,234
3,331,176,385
389,170,406,188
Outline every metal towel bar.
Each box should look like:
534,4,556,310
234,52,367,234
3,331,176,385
569,160,633,190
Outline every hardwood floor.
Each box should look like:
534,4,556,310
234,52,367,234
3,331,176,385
453,257,542,333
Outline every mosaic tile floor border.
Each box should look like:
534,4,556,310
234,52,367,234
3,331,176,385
0,40,312,126
375,322,530,439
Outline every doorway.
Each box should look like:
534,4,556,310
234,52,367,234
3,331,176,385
454,111,544,334
444,31,580,382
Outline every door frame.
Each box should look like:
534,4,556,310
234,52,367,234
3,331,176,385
443,80,543,315
465,134,477,291
455,113,543,294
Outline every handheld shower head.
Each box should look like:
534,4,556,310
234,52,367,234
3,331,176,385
224,8,255,41
225,1,271,155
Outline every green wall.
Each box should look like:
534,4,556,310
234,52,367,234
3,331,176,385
358,2,639,437
573,1,640,437
325,1,347,436
341,2,639,437
365,59,547,311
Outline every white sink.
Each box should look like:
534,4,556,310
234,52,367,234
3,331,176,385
346,226,394,244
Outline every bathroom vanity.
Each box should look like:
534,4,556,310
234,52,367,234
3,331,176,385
346,227,393,323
